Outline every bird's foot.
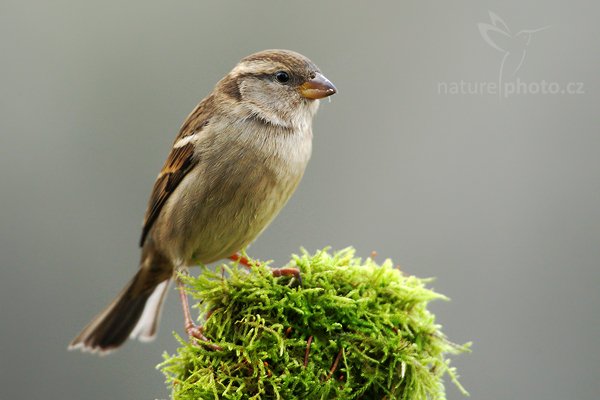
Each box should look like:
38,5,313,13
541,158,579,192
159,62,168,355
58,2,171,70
272,267,303,286
176,273,221,350
186,323,222,351
230,253,302,285
229,253,257,268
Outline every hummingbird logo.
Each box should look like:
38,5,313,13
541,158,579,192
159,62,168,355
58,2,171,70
478,11,549,93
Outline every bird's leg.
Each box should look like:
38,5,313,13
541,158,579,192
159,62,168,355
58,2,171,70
176,275,208,340
229,253,302,284
175,272,221,350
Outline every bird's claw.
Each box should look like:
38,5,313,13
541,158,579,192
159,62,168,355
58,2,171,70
272,267,303,286
186,324,222,351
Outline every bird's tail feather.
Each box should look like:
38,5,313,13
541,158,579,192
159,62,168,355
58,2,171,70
69,268,170,354
130,279,170,342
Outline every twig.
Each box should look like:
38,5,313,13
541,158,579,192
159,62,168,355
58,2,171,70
327,348,344,380
304,335,313,368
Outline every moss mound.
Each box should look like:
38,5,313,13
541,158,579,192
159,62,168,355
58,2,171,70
159,248,469,399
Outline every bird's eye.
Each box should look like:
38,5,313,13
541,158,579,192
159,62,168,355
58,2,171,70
275,71,290,83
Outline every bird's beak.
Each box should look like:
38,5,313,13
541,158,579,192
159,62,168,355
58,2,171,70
299,73,337,99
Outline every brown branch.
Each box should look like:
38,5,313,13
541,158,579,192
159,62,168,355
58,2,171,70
304,335,313,368
327,347,344,380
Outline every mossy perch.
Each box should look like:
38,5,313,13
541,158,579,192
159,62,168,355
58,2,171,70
159,248,469,399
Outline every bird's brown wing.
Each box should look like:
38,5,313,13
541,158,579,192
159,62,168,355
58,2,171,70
139,97,213,247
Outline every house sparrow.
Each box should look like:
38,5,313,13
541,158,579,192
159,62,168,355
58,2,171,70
69,49,336,353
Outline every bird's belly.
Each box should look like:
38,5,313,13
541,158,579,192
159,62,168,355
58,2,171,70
155,157,304,265
189,187,291,264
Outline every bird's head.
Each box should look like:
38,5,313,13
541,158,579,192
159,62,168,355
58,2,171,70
216,49,336,128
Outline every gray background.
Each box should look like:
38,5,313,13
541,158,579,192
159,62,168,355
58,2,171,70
1,1,599,399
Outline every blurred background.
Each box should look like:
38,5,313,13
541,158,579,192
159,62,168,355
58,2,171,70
1,1,599,399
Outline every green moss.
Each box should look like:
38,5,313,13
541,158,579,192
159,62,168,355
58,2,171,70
159,248,470,400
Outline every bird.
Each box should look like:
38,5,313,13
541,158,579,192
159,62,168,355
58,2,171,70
69,49,337,353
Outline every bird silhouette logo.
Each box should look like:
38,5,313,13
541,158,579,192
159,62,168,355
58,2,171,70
478,11,549,92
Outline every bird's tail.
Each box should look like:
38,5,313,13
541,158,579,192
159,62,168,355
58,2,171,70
69,267,171,354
